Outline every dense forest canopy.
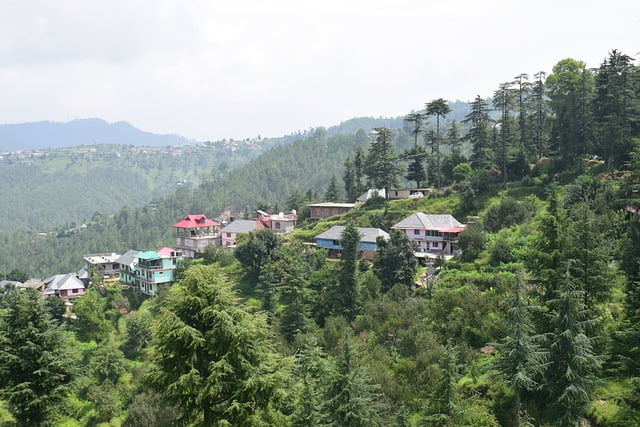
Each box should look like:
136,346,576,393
1,49,640,426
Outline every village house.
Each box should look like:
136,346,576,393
133,248,182,296
314,226,390,260
308,202,356,220
387,188,434,200
42,273,85,302
83,253,121,278
117,249,141,286
173,214,221,258
256,210,298,234
392,213,465,257
19,278,45,293
221,220,257,247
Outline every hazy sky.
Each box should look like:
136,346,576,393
0,1,638,141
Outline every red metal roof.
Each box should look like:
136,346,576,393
173,214,220,228
437,227,466,233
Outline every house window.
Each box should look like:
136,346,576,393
413,229,420,235
332,240,340,246
275,222,281,229
432,242,439,248
226,233,232,238
72,288,79,294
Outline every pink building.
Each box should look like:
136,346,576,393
392,213,465,256
43,273,85,302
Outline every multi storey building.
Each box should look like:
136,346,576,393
173,214,221,258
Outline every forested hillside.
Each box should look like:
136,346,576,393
0,105,476,275
1,49,640,426
0,143,256,232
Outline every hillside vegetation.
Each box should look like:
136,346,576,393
1,49,640,426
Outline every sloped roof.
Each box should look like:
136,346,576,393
116,249,141,266
44,274,84,292
222,220,257,233
356,189,386,202
315,226,390,244
157,247,178,257
20,279,44,290
392,213,465,230
77,266,90,279
173,214,220,228
0,280,21,289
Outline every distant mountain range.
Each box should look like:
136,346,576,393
0,118,195,152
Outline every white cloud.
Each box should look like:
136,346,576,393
0,0,638,140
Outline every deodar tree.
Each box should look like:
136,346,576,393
426,98,452,188
147,265,287,425
0,289,75,425
365,127,402,198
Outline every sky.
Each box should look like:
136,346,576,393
0,0,638,141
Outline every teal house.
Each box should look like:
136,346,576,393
134,247,182,296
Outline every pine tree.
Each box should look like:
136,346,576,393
353,147,366,194
495,276,547,427
292,338,330,427
531,71,549,157
365,127,402,197
343,158,357,202
447,120,462,157
423,346,461,426
493,82,516,184
545,266,601,426
324,175,340,202
463,96,493,169
336,223,360,321
321,342,385,426
546,58,595,167
373,230,418,293
405,147,427,188
404,112,425,149
147,265,286,425
426,99,452,188
527,189,565,301
0,289,75,425
279,258,311,343
593,49,640,168
564,202,612,308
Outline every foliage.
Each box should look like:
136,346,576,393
147,265,287,425
234,229,281,286
458,223,486,261
0,289,75,425
73,288,110,342
544,267,601,425
336,223,360,320
373,230,418,293
483,197,536,233
494,276,547,426
365,127,403,193
122,392,181,427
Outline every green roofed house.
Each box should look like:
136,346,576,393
133,248,182,296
